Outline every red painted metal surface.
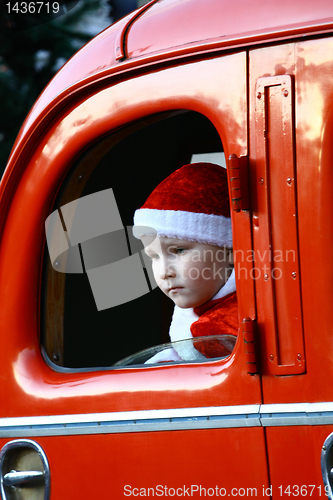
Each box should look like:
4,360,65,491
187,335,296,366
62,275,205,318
2,0,333,497
127,0,333,60
265,425,329,496
114,0,159,61
1,430,270,499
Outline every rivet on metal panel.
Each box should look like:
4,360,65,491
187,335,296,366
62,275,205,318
53,353,59,362
283,89,289,97
78,175,84,182
287,177,292,185
297,353,302,361
259,177,264,185
292,272,297,279
264,274,268,281
269,354,274,361
257,91,262,99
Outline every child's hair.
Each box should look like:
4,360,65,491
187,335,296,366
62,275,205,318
133,163,232,248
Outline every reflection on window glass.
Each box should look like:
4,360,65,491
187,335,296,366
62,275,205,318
113,335,237,366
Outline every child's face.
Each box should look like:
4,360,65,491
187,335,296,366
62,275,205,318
142,236,233,309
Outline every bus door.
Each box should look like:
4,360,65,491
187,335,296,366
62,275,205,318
0,52,270,498
250,37,333,497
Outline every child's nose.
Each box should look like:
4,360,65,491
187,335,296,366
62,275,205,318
159,258,176,280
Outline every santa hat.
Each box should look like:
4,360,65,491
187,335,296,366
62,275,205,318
133,163,232,248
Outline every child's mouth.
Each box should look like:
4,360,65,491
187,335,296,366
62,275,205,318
168,287,184,293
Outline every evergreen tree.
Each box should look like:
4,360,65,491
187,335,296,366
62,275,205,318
0,0,113,176
107,0,137,20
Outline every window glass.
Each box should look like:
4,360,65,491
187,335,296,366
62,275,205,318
43,110,236,369
114,335,237,366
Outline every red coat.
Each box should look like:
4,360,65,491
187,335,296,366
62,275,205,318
191,292,238,358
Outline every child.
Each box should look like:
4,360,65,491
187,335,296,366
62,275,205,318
133,163,238,363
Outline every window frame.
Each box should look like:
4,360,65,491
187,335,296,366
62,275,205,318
0,52,260,413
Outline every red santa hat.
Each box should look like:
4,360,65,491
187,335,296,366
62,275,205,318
133,163,232,248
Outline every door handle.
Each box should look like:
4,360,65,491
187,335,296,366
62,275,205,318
0,439,50,500
321,432,333,499
3,469,44,486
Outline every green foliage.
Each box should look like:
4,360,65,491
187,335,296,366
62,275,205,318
0,0,111,176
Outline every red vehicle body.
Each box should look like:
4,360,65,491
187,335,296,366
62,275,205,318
1,0,333,498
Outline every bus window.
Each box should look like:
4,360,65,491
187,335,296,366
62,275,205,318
42,110,237,369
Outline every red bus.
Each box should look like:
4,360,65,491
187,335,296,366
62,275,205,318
1,0,333,498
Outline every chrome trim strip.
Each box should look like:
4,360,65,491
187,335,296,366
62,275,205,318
260,403,333,427
0,406,260,437
1,403,333,438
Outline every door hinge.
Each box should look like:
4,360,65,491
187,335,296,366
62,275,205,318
227,154,250,212
242,317,258,375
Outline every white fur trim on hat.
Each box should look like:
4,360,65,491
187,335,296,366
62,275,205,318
133,208,232,248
